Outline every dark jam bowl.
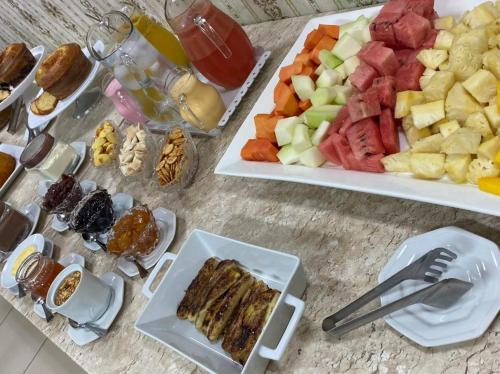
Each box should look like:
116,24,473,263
42,175,83,215
68,189,115,234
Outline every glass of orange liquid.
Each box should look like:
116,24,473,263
16,253,65,300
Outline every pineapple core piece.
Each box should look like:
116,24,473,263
410,153,446,179
411,100,446,129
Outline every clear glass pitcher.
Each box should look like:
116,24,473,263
165,0,256,90
86,11,183,126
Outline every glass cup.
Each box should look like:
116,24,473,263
16,253,65,300
42,175,83,222
86,11,184,128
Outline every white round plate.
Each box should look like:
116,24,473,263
0,46,45,112
83,193,134,251
20,202,41,237
1,233,46,290
117,207,176,277
33,252,85,319
26,47,100,129
379,226,500,347
68,272,124,346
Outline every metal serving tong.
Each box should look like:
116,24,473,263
322,248,459,334
325,278,472,337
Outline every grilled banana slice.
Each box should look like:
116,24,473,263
177,257,220,321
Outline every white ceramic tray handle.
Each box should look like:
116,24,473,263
142,252,177,299
258,294,305,361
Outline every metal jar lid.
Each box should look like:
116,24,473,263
20,133,55,169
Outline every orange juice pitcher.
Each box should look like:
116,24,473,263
164,0,256,90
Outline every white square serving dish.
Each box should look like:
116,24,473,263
214,0,500,217
135,229,306,374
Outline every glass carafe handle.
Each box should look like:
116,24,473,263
178,93,206,129
193,15,232,59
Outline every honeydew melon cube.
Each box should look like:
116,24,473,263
311,87,337,107
315,64,326,76
275,116,302,146
292,124,312,152
319,50,343,70
411,100,445,129
316,69,341,88
343,56,361,76
304,105,342,128
332,34,362,61
334,64,347,81
277,144,300,165
333,85,353,105
299,146,326,168
291,75,315,101
311,120,331,145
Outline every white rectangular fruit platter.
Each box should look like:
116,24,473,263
215,0,500,217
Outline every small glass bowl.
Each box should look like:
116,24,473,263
90,119,121,169
116,121,157,182
42,174,83,221
153,126,198,191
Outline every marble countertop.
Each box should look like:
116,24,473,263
1,11,500,374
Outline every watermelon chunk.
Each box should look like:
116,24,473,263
394,49,421,65
346,153,385,173
393,12,432,49
330,133,353,169
372,76,396,108
405,0,435,19
358,41,400,76
346,117,385,159
349,62,378,91
329,105,350,135
338,116,354,136
379,0,407,19
370,20,398,48
318,136,342,165
422,28,438,49
347,89,381,122
379,108,400,154
395,62,425,91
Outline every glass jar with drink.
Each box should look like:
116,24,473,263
165,0,256,90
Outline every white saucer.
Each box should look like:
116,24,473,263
379,226,500,347
33,252,85,319
35,141,87,191
68,272,124,346
117,207,176,277
45,180,97,233
83,193,134,252
20,202,41,237
0,144,24,198
3,236,54,295
0,46,45,112
26,47,100,130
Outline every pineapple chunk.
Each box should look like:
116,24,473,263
434,16,455,30
439,120,461,137
454,28,488,52
441,128,482,154
484,104,500,128
482,49,500,79
445,154,472,183
465,112,494,139
411,100,445,129
381,152,411,173
462,69,497,103
467,157,500,184
439,61,451,71
395,91,425,119
488,35,498,49
419,68,436,89
448,44,483,81
451,23,470,35
402,116,432,145
497,81,500,109
410,153,446,179
463,3,496,29
412,133,444,153
485,18,500,37
478,136,500,160
417,49,448,69
423,71,455,101
494,149,500,165
445,83,483,123
434,30,455,50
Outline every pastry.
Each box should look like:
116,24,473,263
92,120,118,167
0,43,36,85
30,91,58,115
0,151,16,187
35,43,91,100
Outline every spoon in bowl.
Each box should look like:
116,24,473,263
82,232,107,252
125,255,149,279
68,318,107,337
31,294,53,322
